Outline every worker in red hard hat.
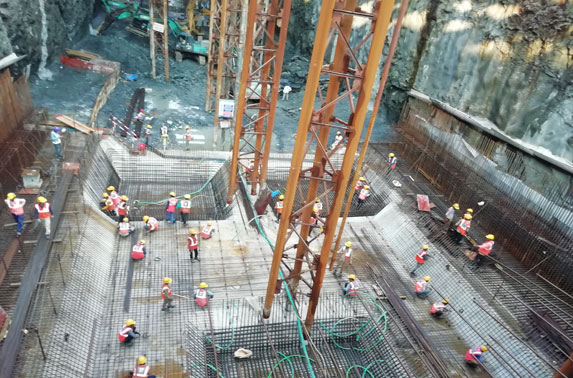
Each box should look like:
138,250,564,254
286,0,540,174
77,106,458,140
5,193,26,236
411,245,431,275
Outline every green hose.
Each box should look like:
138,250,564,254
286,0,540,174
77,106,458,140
137,178,213,205
205,302,238,350
345,360,385,378
188,362,225,377
267,354,317,378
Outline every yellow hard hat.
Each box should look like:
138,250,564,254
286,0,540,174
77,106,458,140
486,234,494,240
348,274,356,280
121,195,128,201
207,221,213,226
389,153,395,158
453,203,460,210
107,186,115,191
143,216,149,222
37,196,47,203
138,356,147,364
185,125,190,129
313,207,319,213
467,208,474,213
125,319,136,326
199,282,208,288
424,276,431,282
103,193,109,198
442,299,449,304
315,198,321,202
345,241,352,247
6,193,16,200
359,177,365,181
146,125,152,129
336,131,341,135
169,192,176,197
364,185,370,189
163,277,172,284
464,214,472,220
139,240,146,244
481,345,489,352
189,229,197,235
184,194,191,199
279,195,284,200
123,217,129,222
422,245,429,250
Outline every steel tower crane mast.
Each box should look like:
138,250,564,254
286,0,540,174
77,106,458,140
262,0,395,330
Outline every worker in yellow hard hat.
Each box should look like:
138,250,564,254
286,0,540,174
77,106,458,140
414,276,431,298
131,240,147,260
161,277,176,311
118,319,140,344
194,282,214,307
474,234,495,267
179,194,192,226
117,195,129,221
430,299,449,317
343,274,359,297
453,213,472,244
143,215,159,232
118,217,134,237
411,245,431,275
188,229,199,261
184,125,192,150
386,152,397,177
165,192,178,225
334,241,353,276
130,355,152,377
330,130,344,150
200,221,215,239
356,184,370,209
354,176,367,198
5,193,26,236
444,203,460,230
35,196,53,239
275,194,285,221
465,345,488,366
144,124,152,146
314,198,323,215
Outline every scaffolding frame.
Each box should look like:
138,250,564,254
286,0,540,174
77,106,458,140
149,0,170,81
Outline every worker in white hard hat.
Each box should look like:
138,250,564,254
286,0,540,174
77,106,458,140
35,196,53,239
118,319,140,344
430,299,449,317
414,276,431,298
343,274,359,297
130,355,156,377
5,193,26,236
165,192,178,225
275,194,285,221
143,215,159,232
161,277,176,311
410,245,431,275
330,131,344,150
200,221,215,239
188,229,199,262
178,194,192,226
334,241,353,276
118,217,135,237
193,282,214,307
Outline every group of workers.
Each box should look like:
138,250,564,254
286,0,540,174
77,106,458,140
141,122,194,150
5,193,54,238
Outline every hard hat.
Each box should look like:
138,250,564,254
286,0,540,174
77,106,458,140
442,299,449,304
389,153,395,157
348,274,356,280
336,131,341,135
125,319,136,326
480,345,489,352
169,192,176,197
143,216,149,222
207,221,213,226
123,217,129,222
139,240,146,244
464,214,472,220
185,125,190,129
146,124,152,129
199,282,208,288
103,193,109,197
345,241,352,247
107,186,115,191
486,234,494,240
313,207,319,213
139,108,144,113
137,356,147,365
364,185,370,189
467,208,474,213
184,194,191,199
422,245,429,250
453,203,460,210
121,195,128,201
359,177,365,181
163,277,172,284
6,193,16,200
53,127,60,133
37,196,47,203
189,229,197,235
315,198,321,202
424,276,431,282
279,195,285,200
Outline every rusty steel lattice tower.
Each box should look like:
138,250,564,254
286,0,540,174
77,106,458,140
149,0,169,81
263,0,395,330
227,0,292,200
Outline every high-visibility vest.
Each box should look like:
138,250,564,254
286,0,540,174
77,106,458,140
118,201,128,216
119,222,131,236
161,284,172,299
195,288,208,306
314,202,323,214
110,191,120,205
415,250,428,264
105,199,115,211
145,129,151,137
414,280,428,293
430,302,446,314
131,244,145,260
456,220,471,235
388,156,397,169
188,235,198,250
465,347,482,361
200,225,213,239
354,180,364,191
341,247,352,263
167,198,178,212
275,201,284,213
146,217,158,231
133,364,150,377
358,189,370,201
35,203,51,219
5,199,25,215
118,325,134,342
185,131,192,141
180,200,191,213
478,240,494,255
347,281,359,296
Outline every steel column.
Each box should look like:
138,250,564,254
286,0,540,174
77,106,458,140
149,0,170,81
227,0,292,202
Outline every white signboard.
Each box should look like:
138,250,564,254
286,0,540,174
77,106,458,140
218,99,235,119
152,22,165,33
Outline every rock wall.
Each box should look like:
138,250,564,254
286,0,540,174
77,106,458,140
0,0,95,75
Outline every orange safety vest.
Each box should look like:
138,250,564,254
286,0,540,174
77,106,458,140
6,199,25,215
180,200,191,214
146,217,158,231
415,250,428,264
131,244,145,260
200,225,213,239
119,222,131,236
414,280,427,293
35,203,51,219
195,288,208,306
118,325,134,342
118,201,128,216
456,220,471,235
133,364,150,377
430,302,445,314
275,200,284,213
167,198,178,213
354,180,364,191
478,240,494,255
188,235,198,250
110,191,120,205
358,189,370,201
347,281,359,296
161,284,172,299
105,198,116,211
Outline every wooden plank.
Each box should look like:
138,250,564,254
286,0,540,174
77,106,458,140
88,67,120,127
53,114,95,134
64,49,101,61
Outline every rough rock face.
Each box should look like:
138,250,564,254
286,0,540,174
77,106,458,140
287,0,573,162
0,0,95,75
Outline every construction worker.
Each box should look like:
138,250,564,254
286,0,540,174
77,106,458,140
131,240,147,260
184,125,192,150
333,241,353,276
144,125,152,146
410,245,431,275
188,229,199,262
107,186,120,206
354,176,366,192
430,299,449,317
314,198,323,215
118,319,140,344
275,195,284,221
200,221,215,239
117,195,129,220
474,234,495,266
330,131,343,150
465,345,488,367
161,277,176,311
178,194,191,226
50,127,64,159
119,217,135,237
414,276,431,298
444,203,460,230
385,153,397,176
35,197,53,239
101,193,116,218
5,193,26,236
356,185,370,209
466,208,474,216
143,215,159,232
130,356,156,378
165,192,178,224
160,124,170,149
343,274,359,297
454,214,472,243
282,84,291,100
193,282,214,307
